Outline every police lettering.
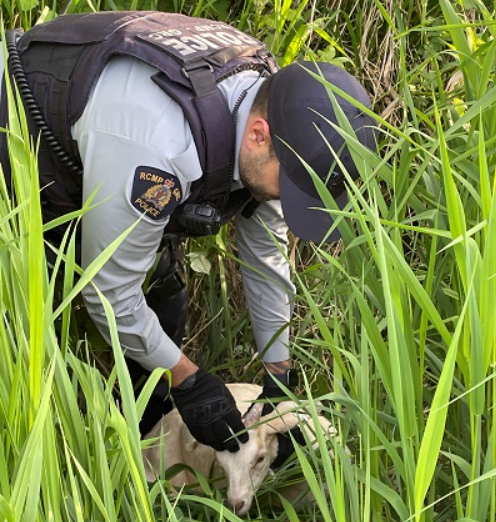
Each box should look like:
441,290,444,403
180,36,210,51
134,198,161,217
197,31,258,46
196,32,231,47
148,29,260,56
161,38,196,56
140,172,164,183
214,32,243,45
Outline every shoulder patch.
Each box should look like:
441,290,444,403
131,167,182,220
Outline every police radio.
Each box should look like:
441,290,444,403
175,202,222,236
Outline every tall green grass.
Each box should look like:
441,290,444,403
287,2,496,520
1,0,496,521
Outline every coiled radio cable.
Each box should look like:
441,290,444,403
5,29,83,177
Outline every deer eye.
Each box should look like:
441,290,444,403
254,454,266,466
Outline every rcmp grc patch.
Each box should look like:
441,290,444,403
131,166,182,220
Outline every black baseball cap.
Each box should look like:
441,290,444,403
268,61,377,243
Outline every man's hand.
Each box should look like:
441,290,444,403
256,367,297,415
252,367,306,469
171,369,249,452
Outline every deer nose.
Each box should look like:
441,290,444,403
229,499,246,514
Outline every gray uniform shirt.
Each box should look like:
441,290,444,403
71,56,295,371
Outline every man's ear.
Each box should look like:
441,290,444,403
243,116,271,151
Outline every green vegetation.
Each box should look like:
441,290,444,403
1,0,496,520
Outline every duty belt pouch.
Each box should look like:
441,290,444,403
147,239,186,299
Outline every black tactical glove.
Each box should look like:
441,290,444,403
271,424,307,469
256,370,299,416
253,370,306,469
171,369,249,452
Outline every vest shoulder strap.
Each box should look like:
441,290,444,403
15,12,277,231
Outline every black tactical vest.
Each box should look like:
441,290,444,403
0,11,277,240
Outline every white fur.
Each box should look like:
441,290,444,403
142,383,338,516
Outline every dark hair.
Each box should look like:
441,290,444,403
249,73,276,118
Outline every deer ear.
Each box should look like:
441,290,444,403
261,402,303,435
243,402,264,427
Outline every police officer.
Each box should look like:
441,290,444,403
0,12,377,456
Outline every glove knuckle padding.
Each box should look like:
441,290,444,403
171,369,247,451
181,397,233,426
